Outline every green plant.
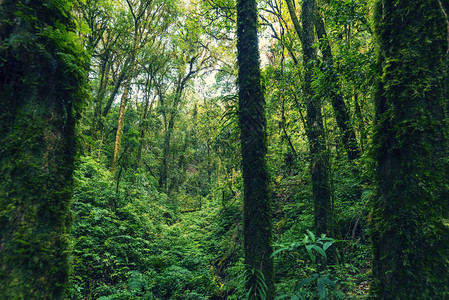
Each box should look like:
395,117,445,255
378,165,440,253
236,265,268,300
272,230,336,299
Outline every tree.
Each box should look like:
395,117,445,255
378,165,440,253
0,0,88,298
236,0,274,298
300,0,332,236
314,10,360,161
371,0,449,298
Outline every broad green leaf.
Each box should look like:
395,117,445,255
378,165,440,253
317,277,326,299
306,230,316,242
305,244,316,263
321,277,336,289
323,241,333,251
295,277,314,289
313,245,327,259
271,247,289,258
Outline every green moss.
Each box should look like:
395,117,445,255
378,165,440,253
236,0,274,297
0,1,88,298
371,0,449,298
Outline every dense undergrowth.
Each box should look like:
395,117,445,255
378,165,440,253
68,155,371,299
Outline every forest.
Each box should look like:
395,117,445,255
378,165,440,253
1,0,449,299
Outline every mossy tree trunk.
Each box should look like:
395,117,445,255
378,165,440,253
371,0,449,298
236,0,274,298
314,14,360,161
0,1,88,298
286,0,332,236
302,0,331,236
111,79,131,174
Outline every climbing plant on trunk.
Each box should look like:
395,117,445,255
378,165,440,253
371,0,449,298
237,0,274,298
0,0,88,298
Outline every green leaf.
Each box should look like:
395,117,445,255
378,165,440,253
296,277,314,289
305,244,316,263
274,295,291,300
317,277,326,299
271,247,289,258
323,241,333,251
321,277,336,289
313,245,327,259
245,286,253,300
306,230,316,242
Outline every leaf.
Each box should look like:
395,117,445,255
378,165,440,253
271,247,289,258
313,245,327,259
306,230,316,242
323,241,333,251
245,286,253,300
305,244,316,263
295,277,314,289
317,277,326,299
274,295,291,300
321,277,336,289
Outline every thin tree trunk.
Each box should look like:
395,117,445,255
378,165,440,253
102,58,131,117
158,113,175,191
136,91,155,167
301,0,331,236
314,15,360,160
93,55,111,135
111,80,131,174
237,0,274,297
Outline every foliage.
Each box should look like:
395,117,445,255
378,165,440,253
272,231,337,299
68,156,220,299
6,0,447,298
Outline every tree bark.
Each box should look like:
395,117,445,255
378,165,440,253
0,1,87,298
237,0,274,297
314,15,360,161
111,80,131,174
371,0,449,298
301,0,331,236
136,79,155,167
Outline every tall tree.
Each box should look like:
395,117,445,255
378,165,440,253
236,0,274,298
301,0,332,236
371,0,449,298
314,12,360,161
0,0,88,298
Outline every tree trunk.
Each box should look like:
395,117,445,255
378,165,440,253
136,82,154,167
301,0,332,236
158,113,175,191
237,0,274,297
111,80,131,174
0,1,87,298
371,0,449,298
92,54,111,136
102,57,131,117
314,15,360,161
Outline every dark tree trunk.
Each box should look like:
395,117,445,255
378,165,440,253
136,79,154,167
237,0,274,298
315,15,360,161
159,113,175,191
92,54,111,137
371,0,449,298
0,1,87,298
302,0,331,236
102,57,131,117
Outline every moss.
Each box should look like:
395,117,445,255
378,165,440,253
236,0,274,297
0,1,88,298
371,0,449,298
